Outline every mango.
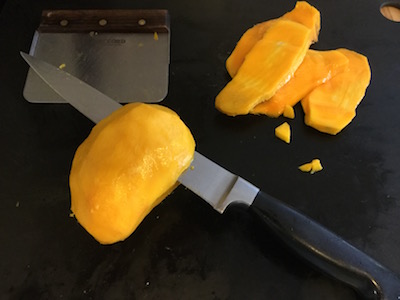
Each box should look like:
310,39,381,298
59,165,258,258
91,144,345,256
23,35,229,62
226,19,276,78
215,20,314,116
301,49,371,135
283,105,295,119
299,159,323,174
251,49,349,117
275,122,291,143
216,2,321,116
226,1,320,78
69,103,195,244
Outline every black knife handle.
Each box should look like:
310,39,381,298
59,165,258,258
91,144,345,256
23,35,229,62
250,191,400,300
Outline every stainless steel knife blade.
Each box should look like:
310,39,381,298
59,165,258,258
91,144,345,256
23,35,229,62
179,151,259,213
21,52,400,300
21,52,121,124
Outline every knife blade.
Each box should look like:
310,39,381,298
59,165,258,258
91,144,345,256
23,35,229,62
21,52,400,300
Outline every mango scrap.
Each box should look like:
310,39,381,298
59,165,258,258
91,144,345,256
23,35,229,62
301,49,371,135
283,105,295,119
275,122,291,143
69,103,195,244
299,159,323,174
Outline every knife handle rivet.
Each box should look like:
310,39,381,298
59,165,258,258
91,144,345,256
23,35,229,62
59,19,68,27
138,19,146,26
98,19,108,26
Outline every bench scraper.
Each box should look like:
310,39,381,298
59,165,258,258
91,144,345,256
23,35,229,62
23,9,170,103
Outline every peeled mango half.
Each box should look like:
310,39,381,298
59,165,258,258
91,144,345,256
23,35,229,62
69,103,195,244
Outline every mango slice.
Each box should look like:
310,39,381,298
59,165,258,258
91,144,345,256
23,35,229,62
251,49,349,117
301,49,371,135
226,20,276,78
215,19,314,116
69,103,195,244
275,122,291,143
282,1,321,43
216,2,321,116
226,1,320,78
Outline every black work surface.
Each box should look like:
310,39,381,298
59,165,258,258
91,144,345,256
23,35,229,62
1,0,399,299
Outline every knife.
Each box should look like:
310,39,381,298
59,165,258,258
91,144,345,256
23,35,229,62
21,52,400,300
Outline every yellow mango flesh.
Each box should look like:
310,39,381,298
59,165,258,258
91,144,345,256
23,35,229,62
301,49,371,135
275,122,291,143
299,159,323,174
299,162,312,172
283,105,295,119
226,1,320,78
215,19,313,116
282,1,321,43
226,20,276,78
251,49,349,117
69,103,195,244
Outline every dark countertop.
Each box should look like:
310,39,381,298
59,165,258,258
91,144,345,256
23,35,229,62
1,0,399,299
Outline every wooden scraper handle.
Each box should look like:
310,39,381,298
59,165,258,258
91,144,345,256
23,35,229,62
38,9,169,33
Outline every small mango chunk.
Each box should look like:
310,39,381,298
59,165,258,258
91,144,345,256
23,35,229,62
301,49,371,135
299,162,312,172
283,105,295,119
299,159,323,174
275,122,291,143
69,103,195,244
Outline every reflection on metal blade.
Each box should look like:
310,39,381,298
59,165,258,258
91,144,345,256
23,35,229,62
21,52,122,123
178,151,259,213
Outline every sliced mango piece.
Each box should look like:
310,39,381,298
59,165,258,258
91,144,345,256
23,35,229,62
301,49,371,135
251,49,349,117
299,159,323,174
282,1,320,43
283,105,295,119
275,122,291,143
226,20,276,78
69,103,195,244
226,1,320,78
215,19,314,116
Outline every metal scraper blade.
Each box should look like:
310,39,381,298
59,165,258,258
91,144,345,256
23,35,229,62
23,9,170,103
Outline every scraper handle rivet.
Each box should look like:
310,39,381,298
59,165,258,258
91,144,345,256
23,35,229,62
138,19,146,26
98,19,107,26
59,19,68,26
